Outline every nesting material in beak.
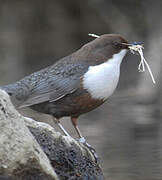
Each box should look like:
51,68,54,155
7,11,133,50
88,33,100,38
128,43,156,84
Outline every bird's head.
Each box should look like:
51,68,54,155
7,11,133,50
83,34,142,64
86,34,129,60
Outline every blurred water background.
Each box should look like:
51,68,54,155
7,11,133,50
0,1,162,179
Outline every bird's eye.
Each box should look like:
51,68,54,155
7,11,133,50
113,42,122,49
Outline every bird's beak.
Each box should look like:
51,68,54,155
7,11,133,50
121,42,144,50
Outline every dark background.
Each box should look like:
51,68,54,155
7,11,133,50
0,1,162,179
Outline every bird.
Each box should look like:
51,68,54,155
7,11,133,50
0,34,136,148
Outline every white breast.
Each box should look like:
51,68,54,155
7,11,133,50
83,49,127,100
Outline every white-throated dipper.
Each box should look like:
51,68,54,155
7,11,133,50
0,34,139,152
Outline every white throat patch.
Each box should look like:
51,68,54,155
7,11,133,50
83,49,127,100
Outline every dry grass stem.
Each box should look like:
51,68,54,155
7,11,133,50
129,44,156,84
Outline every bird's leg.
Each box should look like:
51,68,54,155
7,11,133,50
53,117,70,137
71,117,98,162
71,117,92,147
71,117,83,139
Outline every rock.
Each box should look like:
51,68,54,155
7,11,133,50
25,118,104,180
0,90,58,180
0,90,104,180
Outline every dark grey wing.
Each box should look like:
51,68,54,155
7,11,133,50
19,61,89,108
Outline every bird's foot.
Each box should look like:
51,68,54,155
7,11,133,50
79,137,99,163
79,137,95,151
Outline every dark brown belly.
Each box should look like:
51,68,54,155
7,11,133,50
30,88,105,118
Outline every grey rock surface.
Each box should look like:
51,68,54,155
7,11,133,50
0,90,58,180
0,90,104,180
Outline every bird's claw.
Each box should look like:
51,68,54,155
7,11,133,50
79,137,86,143
78,137,100,163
